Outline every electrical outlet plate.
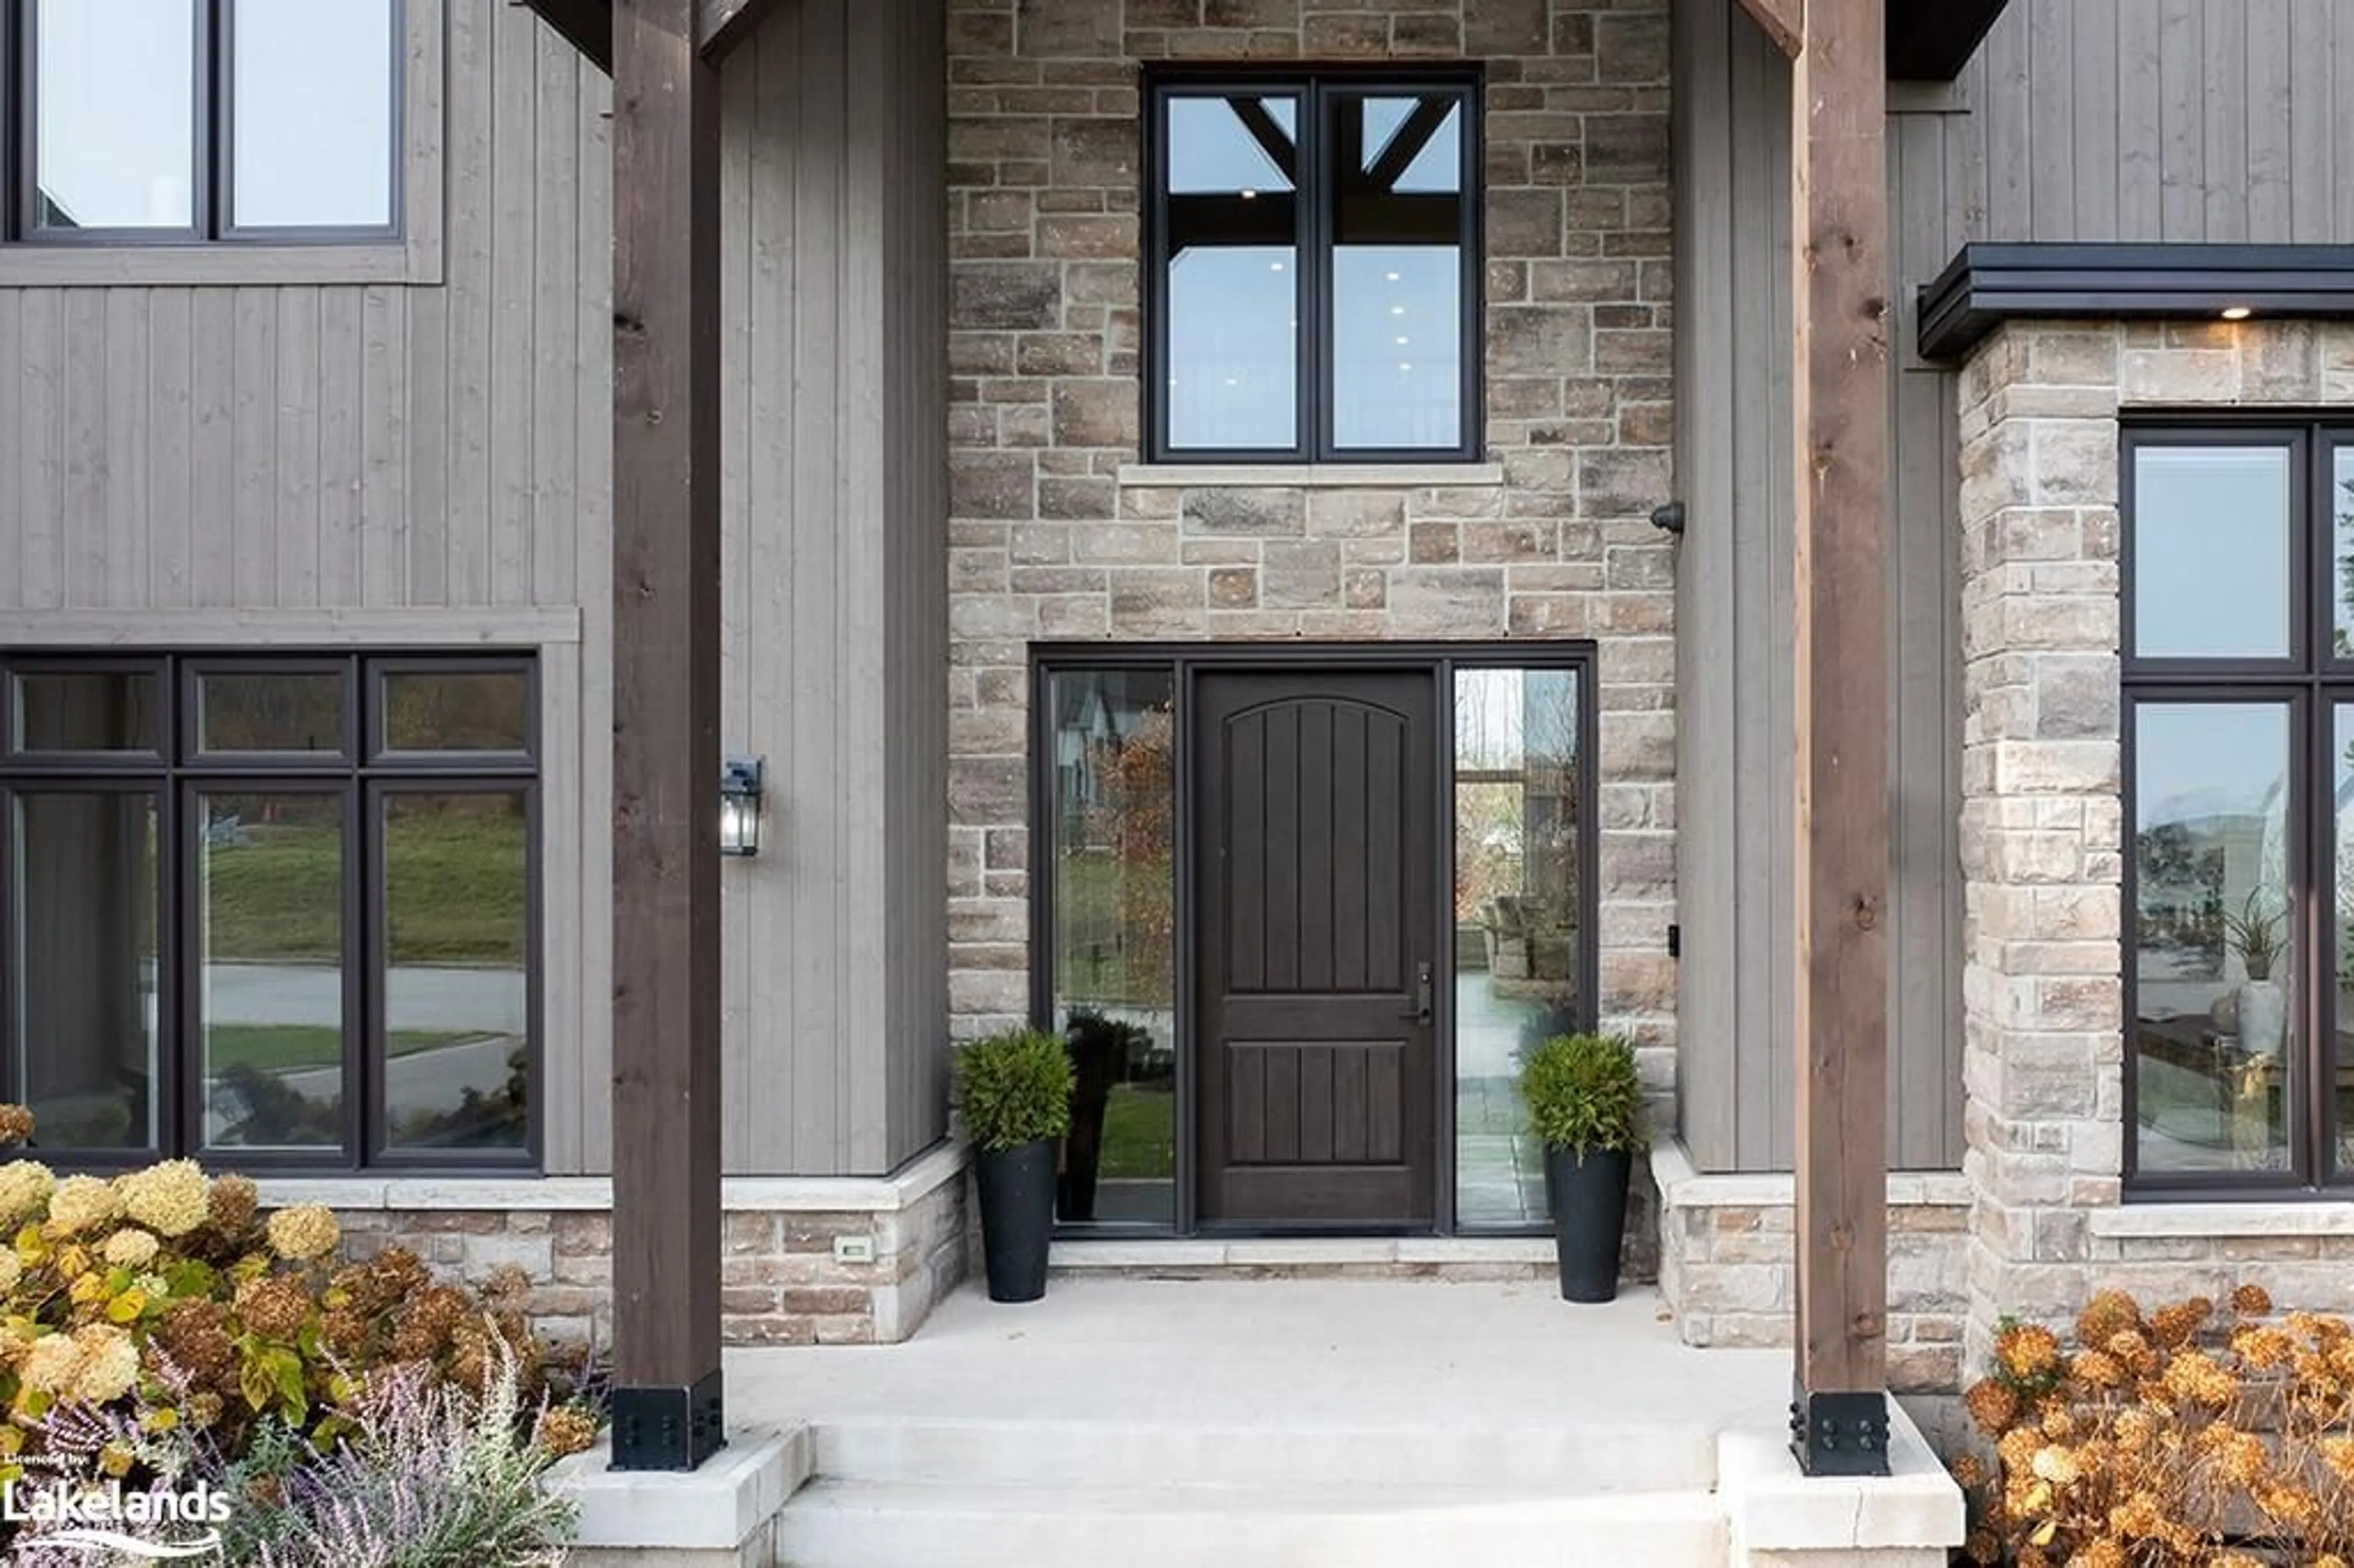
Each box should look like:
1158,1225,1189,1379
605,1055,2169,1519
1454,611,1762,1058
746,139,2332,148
833,1235,876,1265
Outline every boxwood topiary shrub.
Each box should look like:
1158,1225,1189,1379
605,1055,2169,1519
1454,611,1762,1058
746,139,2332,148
952,1029,1075,1151
1516,1032,1645,1157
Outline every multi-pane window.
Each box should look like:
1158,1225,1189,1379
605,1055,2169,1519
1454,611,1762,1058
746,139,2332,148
0,654,536,1170
2124,424,2354,1193
6,0,400,242
1143,70,1482,463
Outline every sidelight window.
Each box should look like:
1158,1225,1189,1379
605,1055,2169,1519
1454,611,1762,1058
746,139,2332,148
1143,70,1482,463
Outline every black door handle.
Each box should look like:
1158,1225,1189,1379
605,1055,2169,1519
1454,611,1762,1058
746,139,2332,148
1401,962,1434,1025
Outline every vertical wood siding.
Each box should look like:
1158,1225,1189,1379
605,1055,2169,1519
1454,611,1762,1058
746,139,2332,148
0,0,620,1173
717,0,948,1176
1677,0,2354,1174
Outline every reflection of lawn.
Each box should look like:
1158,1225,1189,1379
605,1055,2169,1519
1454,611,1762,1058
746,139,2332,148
205,1026,475,1074
1056,853,1169,1011
1095,1082,1176,1179
205,815,525,965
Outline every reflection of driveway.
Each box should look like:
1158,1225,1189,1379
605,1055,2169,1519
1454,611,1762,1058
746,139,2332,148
203,962,525,1032
268,1033,523,1106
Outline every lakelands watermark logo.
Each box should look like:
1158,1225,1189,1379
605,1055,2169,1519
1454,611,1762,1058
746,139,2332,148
2,1471,230,1559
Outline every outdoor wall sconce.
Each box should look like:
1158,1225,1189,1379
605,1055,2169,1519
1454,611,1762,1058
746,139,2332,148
720,756,766,858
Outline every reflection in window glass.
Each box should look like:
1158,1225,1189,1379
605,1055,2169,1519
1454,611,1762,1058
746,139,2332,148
34,0,196,231
2132,704,2292,1176
2334,447,2354,657
197,672,346,754
2133,446,2292,660
199,793,346,1150
1048,671,1178,1228
1455,668,1582,1228
12,671,156,752
1333,94,1464,451
384,793,530,1151
1165,96,1300,452
2336,706,2354,1176
383,671,530,753
11,794,158,1149
232,0,397,229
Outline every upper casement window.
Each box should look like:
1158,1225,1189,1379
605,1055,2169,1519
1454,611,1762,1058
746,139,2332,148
1143,70,1484,465
4,0,401,245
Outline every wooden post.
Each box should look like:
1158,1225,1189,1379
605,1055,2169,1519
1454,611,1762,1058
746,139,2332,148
1789,0,1892,1477
607,0,726,1471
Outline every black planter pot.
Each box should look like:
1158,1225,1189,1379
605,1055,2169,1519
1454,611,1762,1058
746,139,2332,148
1545,1146,1632,1304
976,1138,1058,1303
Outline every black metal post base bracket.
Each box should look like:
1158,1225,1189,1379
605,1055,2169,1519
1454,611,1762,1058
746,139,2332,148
1790,1385,1891,1477
611,1370,727,1471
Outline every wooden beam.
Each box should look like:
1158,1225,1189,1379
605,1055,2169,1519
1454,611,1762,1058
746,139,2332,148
697,0,790,60
1735,0,1804,58
607,0,726,1471
516,0,612,74
1789,0,1892,1477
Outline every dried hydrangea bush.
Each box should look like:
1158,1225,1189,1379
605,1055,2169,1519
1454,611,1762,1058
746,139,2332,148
1960,1286,2354,1566
0,1106,603,1561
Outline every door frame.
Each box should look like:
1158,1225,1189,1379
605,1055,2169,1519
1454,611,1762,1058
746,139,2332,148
1028,641,1601,1239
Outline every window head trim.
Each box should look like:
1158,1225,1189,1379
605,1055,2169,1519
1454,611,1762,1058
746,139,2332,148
1141,65,1485,467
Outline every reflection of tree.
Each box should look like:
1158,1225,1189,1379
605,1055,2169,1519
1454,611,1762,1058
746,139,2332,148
2135,821,2225,972
1452,671,1581,923
1090,709,1175,1007
2334,468,2354,656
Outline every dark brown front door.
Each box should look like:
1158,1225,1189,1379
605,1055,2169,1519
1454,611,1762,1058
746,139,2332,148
1194,668,1439,1227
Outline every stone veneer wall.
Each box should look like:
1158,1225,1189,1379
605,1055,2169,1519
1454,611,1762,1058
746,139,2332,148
296,1154,969,1349
1955,319,2354,1368
1653,1146,1970,1395
945,0,1681,1078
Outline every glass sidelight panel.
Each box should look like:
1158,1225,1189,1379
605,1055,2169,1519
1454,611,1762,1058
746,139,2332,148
382,791,531,1152
1046,670,1178,1228
1453,666,1584,1228
2131,702,2293,1176
10,792,159,1149
2335,704,2354,1177
197,791,346,1150
2336,445,2354,657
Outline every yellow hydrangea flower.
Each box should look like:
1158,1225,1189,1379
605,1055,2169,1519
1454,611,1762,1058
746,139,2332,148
102,1228,159,1270
18,1331,81,1393
264,1205,340,1263
67,1323,139,1404
44,1176,118,1238
0,1162,54,1224
116,1160,210,1239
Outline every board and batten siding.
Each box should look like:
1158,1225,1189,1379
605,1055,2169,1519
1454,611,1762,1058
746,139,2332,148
1674,0,2354,1174
0,0,951,1180
718,0,950,1176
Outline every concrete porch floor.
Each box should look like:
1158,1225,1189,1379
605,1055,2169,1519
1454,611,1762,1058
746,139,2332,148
726,1276,1788,1441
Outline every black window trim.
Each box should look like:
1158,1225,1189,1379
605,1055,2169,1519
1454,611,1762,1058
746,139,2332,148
0,650,540,1174
4,0,405,249
2122,417,2354,1200
1141,64,1485,466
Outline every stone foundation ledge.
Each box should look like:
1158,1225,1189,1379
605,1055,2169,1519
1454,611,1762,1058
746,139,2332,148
258,1141,969,1349
1048,1236,1558,1282
554,1423,811,1568
1718,1401,1966,1568
1653,1142,1971,1395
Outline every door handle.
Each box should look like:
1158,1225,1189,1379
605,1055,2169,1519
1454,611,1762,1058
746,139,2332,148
1401,962,1434,1026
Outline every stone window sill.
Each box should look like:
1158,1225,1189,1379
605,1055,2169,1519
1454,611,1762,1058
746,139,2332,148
1116,462,1506,490
2090,1201,2354,1238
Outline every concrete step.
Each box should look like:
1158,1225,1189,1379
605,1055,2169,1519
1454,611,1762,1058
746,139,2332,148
812,1417,1719,1495
773,1479,1727,1568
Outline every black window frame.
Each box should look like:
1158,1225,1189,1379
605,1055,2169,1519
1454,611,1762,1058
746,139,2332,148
2122,418,2354,1198
0,650,540,1174
1141,66,1485,466
2,0,405,248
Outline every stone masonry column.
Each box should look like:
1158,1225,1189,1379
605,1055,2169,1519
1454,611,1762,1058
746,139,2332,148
1954,324,2129,1366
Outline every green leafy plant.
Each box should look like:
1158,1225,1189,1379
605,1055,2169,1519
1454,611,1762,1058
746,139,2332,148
2222,886,2285,982
953,1030,1075,1151
1517,1033,1645,1157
